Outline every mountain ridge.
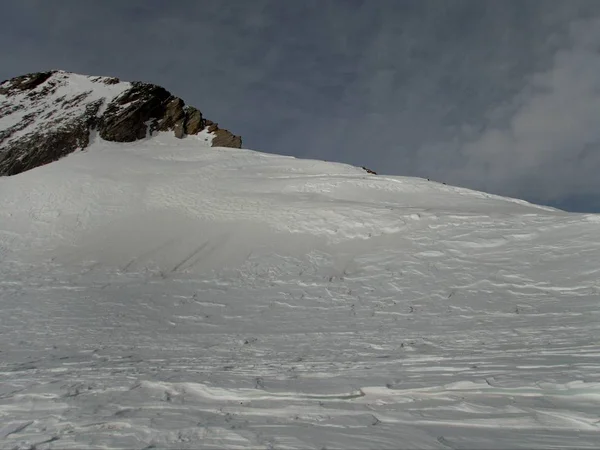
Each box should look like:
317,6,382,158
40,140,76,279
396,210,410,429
0,70,242,176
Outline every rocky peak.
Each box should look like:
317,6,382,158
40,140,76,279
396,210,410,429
0,70,242,176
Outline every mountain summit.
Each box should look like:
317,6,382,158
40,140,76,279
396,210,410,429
0,70,241,175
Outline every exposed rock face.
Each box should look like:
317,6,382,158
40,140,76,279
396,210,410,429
205,120,243,148
97,82,173,142
183,107,204,135
0,70,242,176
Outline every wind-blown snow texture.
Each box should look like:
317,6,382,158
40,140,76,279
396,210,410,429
1,134,600,449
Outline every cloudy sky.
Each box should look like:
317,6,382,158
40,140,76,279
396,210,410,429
2,0,600,211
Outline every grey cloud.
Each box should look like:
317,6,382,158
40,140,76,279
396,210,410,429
447,18,600,203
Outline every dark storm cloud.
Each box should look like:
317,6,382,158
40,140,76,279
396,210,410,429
1,1,600,210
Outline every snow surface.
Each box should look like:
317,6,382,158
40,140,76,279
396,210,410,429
1,134,600,449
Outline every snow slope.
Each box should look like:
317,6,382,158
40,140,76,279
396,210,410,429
1,134,600,449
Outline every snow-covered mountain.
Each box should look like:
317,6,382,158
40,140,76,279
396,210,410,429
1,73,600,449
0,71,241,176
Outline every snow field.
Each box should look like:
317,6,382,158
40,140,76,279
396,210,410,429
1,134,600,448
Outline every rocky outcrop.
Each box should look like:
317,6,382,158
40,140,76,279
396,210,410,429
0,70,242,176
206,120,243,148
362,166,377,175
184,107,204,135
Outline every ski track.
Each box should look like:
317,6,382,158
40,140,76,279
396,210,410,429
1,135,600,448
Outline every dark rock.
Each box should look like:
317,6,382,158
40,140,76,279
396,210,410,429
98,82,173,142
202,119,242,148
362,166,377,175
183,106,204,135
212,128,242,148
91,76,120,85
157,97,186,138
0,71,55,96
205,120,218,133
